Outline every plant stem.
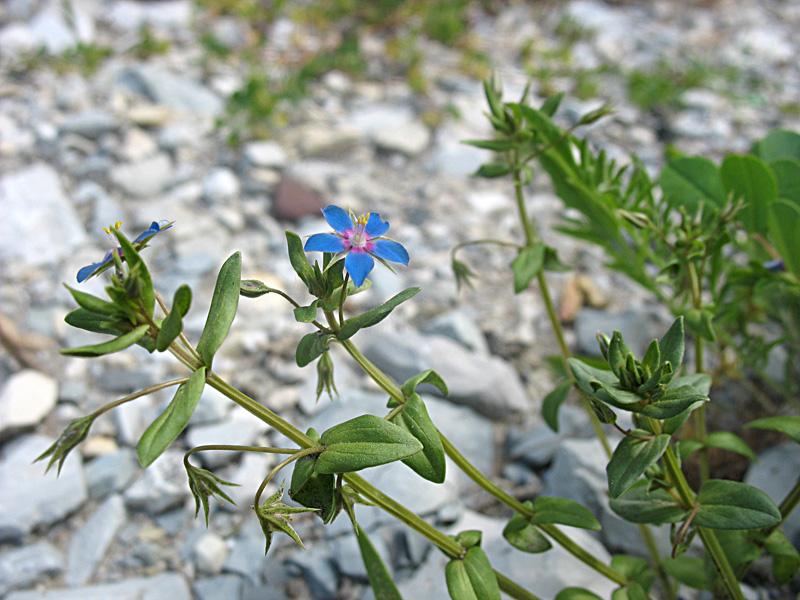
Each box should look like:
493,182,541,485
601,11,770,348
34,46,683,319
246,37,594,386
687,260,710,483
779,477,800,521
185,444,300,458
254,446,320,507
330,316,629,587
661,446,745,600
339,273,349,327
91,377,189,418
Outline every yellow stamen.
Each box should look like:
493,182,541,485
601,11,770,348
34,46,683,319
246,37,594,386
102,221,123,235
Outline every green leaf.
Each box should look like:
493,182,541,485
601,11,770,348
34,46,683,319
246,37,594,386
64,308,126,336
609,480,688,524
293,300,319,323
610,582,648,600
755,129,800,162
769,159,800,203
768,199,800,276
511,244,545,294
763,529,800,584
113,228,155,316
338,288,421,340
137,367,206,467
389,394,446,483
695,479,782,530
462,139,515,151
554,588,603,600
156,284,192,352
196,252,241,367
355,524,403,600
542,380,571,433
285,231,315,287
530,496,601,530
240,279,271,298
704,431,755,460
607,434,671,498
296,331,333,367
610,555,655,591
639,386,708,420
473,163,511,178
60,324,150,357
659,156,725,210
445,547,500,600
400,370,448,398
502,502,552,553
744,415,800,444
685,308,716,342
721,154,777,234
540,92,564,116
663,556,714,590
568,358,617,396
64,285,121,316
659,317,684,373
315,415,423,474
289,455,338,524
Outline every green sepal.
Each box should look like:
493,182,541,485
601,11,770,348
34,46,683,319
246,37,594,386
186,462,238,526
60,324,150,357
136,367,206,468
35,415,94,475
156,284,192,351
113,228,155,317
196,252,241,367
240,279,271,298
315,415,423,474
289,454,340,524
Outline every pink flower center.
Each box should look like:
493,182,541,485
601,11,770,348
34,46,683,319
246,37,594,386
342,227,374,253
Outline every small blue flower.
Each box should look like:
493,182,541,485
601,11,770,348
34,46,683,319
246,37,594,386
304,205,409,287
764,259,785,273
77,220,173,283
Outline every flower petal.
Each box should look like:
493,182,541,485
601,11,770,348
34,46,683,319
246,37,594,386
305,233,345,253
322,205,353,233
345,251,374,287
365,212,389,237
371,239,409,265
76,251,113,283
132,220,174,244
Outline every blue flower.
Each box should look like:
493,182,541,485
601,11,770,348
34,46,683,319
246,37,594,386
304,205,409,287
77,220,173,283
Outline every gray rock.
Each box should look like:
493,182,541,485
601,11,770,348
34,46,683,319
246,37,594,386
372,121,430,156
0,164,86,266
398,510,615,598
110,154,172,198
509,405,594,467
421,310,489,354
0,542,63,596
361,330,529,420
107,1,192,30
203,168,240,203
0,435,87,542
431,128,486,177
6,573,191,600
745,443,800,545
332,532,392,581
285,543,338,600
192,387,232,425
124,449,188,514
118,65,223,117
28,0,94,54
224,519,267,582
244,141,287,169
544,437,671,556
194,575,243,600
59,111,120,139
0,370,58,440
574,308,668,357
86,448,140,499
66,495,127,585
186,416,263,468
193,532,229,574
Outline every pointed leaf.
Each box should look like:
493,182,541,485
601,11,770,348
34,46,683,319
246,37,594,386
445,547,500,600
316,415,423,474
721,154,777,234
390,393,446,483
286,231,315,287
609,480,688,524
473,163,511,178
401,369,448,398
64,308,126,336
704,431,755,460
156,284,192,351
659,317,684,373
764,529,800,584
659,156,725,210
196,252,241,366
511,244,545,294
695,479,781,530
137,367,206,467
64,285,122,316
338,288,420,340
542,380,571,433
607,434,670,498
744,415,800,444
296,331,333,367
530,496,600,530
60,324,150,357
355,524,403,600
755,129,800,162
768,199,800,276
502,506,552,554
